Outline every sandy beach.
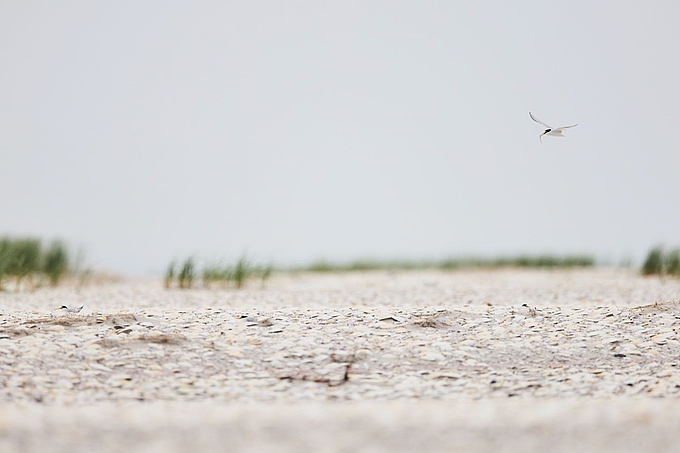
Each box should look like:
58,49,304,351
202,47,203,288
1,268,680,452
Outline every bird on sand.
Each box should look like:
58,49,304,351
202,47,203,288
57,305,83,314
529,112,578,143
517,303,537,317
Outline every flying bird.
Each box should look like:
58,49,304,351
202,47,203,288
529,112,578,143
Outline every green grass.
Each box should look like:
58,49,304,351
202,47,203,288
10,238,42,287
201,262,231,288
303,255,595,272
44,240,69,286
666,249,680,276
166,255,273,290
642,246,666,276
233,256,254,289
0,238,11,284
177,258,196,289
260,264,273,286
164,261,176,289
641,246,680,278
165,253,595,289
0,236,74,290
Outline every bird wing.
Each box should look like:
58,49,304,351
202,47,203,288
529,112,551,128
554,123,578,131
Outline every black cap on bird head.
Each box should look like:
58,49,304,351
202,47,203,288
544,128,551,133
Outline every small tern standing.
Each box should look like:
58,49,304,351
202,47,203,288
529,112,578,143
58,305,83,315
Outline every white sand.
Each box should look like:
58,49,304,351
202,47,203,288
1,268,680,452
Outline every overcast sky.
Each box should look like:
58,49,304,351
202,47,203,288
2,1,679,274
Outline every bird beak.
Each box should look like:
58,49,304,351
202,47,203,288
539,132,545,143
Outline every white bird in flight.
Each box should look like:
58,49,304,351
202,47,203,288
529,112,578,143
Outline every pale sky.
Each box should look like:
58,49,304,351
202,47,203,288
2,1,679,274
